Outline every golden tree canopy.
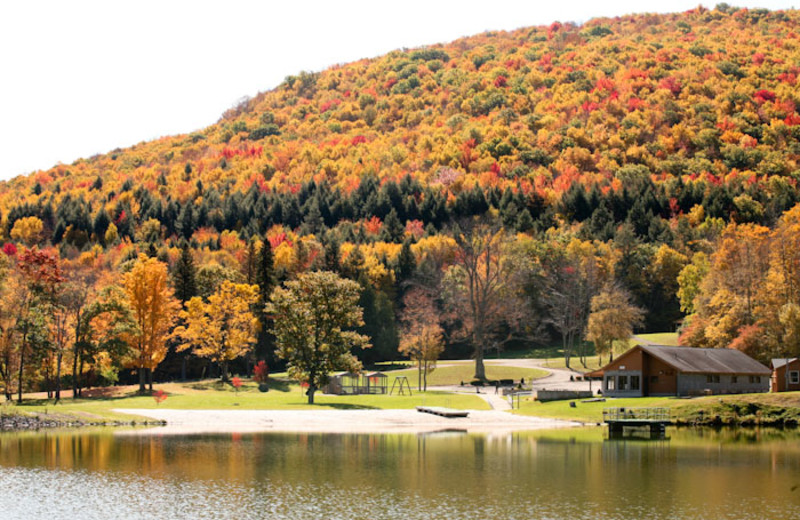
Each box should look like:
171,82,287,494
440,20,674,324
174,281,259,378
122,254,180,373
585,283,644,362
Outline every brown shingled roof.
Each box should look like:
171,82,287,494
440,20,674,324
642,345,771,375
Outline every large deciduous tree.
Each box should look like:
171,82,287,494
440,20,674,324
585,283,644,364
541,239,607,369
682,223,771,356
74,285,137,396
679,213,800,364
267,271,369,404
123,255,180,393
442,220,534,380
12,247,65,402
398,288,444,391
173,281,259,382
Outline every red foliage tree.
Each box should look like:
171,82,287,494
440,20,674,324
253,361,269,383
153,389,168,405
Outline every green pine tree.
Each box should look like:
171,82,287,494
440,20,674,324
380,208,405,243
255,239,277,362
172,242,198,304
394,239,416,284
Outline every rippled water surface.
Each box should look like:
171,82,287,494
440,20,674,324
1,427,799,519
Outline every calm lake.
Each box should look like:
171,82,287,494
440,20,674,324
0,427,798,519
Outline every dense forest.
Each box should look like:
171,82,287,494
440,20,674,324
2,5,800,395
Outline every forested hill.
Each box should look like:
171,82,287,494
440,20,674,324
2,5,800,367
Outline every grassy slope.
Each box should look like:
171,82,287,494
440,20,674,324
515,392,800,425
388,364,548,387
537,355,603,372
533,333,681,373
635,332,680,346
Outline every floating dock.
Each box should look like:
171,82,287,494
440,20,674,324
603,407,671,435
416,406,469,418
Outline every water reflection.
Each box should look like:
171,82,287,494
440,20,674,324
0,427,798,520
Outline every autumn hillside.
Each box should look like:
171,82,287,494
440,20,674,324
1,5,800,387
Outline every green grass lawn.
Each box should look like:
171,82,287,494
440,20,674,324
484,334,679,369
506,342,604,373
514,392,800,425
489,341,595,360
538,355,603,372
515,396,678,423
4,378,490,422
537,336,677,373
386,363,549,387
635,332,680,346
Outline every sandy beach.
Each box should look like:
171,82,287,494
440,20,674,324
113,408,583,435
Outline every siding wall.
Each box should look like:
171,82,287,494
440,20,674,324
601,349,644,397
677,373,769,395
772,362,800,392
603,370,644,397
645,355,678,396
599,346,771,397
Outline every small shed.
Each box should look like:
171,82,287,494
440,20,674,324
323,372,361,395
771,358,800,392
587,345,771,397
362,371,388,394
322,371,388,395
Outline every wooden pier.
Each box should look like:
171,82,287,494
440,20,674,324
603,407,671,435
416,406,469,418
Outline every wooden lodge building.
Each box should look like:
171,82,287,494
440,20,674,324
771,358,800,392
588,345,771,397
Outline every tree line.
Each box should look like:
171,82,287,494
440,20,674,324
0,208,680,402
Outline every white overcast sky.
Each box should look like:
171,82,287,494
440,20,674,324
0,0,796,181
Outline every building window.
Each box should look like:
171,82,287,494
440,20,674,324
631,376,640,391
749,376,761,384
706,374,720,384
606,376,615,390
731,376,738,384
790,371,799,384
619,375,628,390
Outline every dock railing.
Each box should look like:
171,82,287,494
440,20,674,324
602,407,671,423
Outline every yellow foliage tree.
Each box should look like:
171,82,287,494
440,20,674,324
585,283,644,365
173,280,259,382
701,223,770,351
10,216,44,245
123,255,180,393
399,325,444,391
104,222,119,246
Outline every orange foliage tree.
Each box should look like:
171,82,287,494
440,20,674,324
123,255,180,393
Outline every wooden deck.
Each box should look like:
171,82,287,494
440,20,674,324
603,407,671,434
416,406,470,418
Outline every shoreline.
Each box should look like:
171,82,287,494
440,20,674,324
112,408,584,435
0,412,165,432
